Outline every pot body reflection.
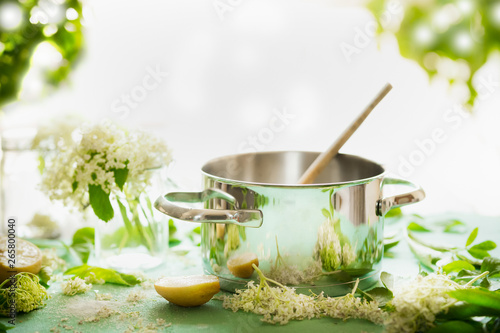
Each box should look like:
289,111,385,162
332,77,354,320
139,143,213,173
156,151,424,295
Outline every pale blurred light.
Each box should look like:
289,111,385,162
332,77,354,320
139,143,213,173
432,4,461,33
0,2,23,30
492,3,500,25
29,0,65,25
414,25,434,45
232,2,287,34
231,44,262,71
64,22,76,32
456,0,474,15
423,52,439,71
454,31,473,52
66,7,78,21
43,24,58,37
436,57,455,78
456,59,471,81
449,81,470,103
32,41,63,69
19,71,44,100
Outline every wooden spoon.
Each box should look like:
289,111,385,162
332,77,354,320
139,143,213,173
297,83,393,184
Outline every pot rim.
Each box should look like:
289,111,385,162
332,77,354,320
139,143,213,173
201,151,386,188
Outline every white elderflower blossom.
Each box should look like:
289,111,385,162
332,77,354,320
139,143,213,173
84,272,105,285
314,218,356,271
126,290,147,303
384,273,463,333
61,277,92,296
41,248,67,272
40,122,172,212
218,265,385,326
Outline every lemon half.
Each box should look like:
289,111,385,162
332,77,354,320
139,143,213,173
154,275,220,307
0,236,42,283
227,252,259,278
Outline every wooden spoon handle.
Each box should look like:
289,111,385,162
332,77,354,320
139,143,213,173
297,83,393,184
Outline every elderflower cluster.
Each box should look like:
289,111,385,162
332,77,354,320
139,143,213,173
84,272,105,285
41,248,67,272
266,257,323,285
314,219,356,271
61,277,92,296
0,273,49,314
384,273,462,333
219,268,386,326
40,122,172,210
126,290,147,303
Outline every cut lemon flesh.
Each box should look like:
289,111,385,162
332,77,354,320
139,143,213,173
154,275,220,307
227,252,259,278
0,236,42,283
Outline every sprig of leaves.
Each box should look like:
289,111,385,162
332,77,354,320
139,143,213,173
63,265,142,286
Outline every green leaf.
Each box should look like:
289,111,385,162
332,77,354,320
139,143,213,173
407,222,431,232
0,322,14,332
113,167,129,191
64,265,141,286
169,238,181,247
440,302,500,319
37,269,51,289
466,227,478,247
448,288,500,312
385,207,402,218
365,287,393,307
169,219,177,234
470,241,496,251
427,321,480,333
192,226,201,235
72,227,95,246
116,198,134,236
383,239,400,252
481,257,500,276
468,248,490,260
443,261,476,274
88,184,114,222
321,208,331,219
380,271,394,290
72,181,78,193
442,219,466,233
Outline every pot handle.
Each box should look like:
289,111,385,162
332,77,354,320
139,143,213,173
376,178,425,216
154,188,263,228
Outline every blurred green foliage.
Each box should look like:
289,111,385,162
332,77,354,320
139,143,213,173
368,0,500,106
0,0,84,108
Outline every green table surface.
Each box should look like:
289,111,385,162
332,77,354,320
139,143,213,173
2,213,500,333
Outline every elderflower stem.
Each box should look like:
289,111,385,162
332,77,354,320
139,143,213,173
351,278,360,296
253,264,287,289
465,271,488,287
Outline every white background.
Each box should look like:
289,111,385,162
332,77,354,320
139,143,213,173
3,0,500,216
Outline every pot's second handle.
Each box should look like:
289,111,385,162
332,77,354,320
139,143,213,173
376,178,425,216
154,188,263,228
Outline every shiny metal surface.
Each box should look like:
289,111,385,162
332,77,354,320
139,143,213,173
155,151,425,296
154,189,263,228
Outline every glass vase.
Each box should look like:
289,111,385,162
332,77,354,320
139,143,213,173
0,128,82,239
94,166,169,272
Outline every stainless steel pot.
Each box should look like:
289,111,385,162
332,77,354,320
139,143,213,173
155,151,424,295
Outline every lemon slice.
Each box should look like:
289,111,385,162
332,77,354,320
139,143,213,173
227,252,259,278
0,236,42,283
154,275,220,307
